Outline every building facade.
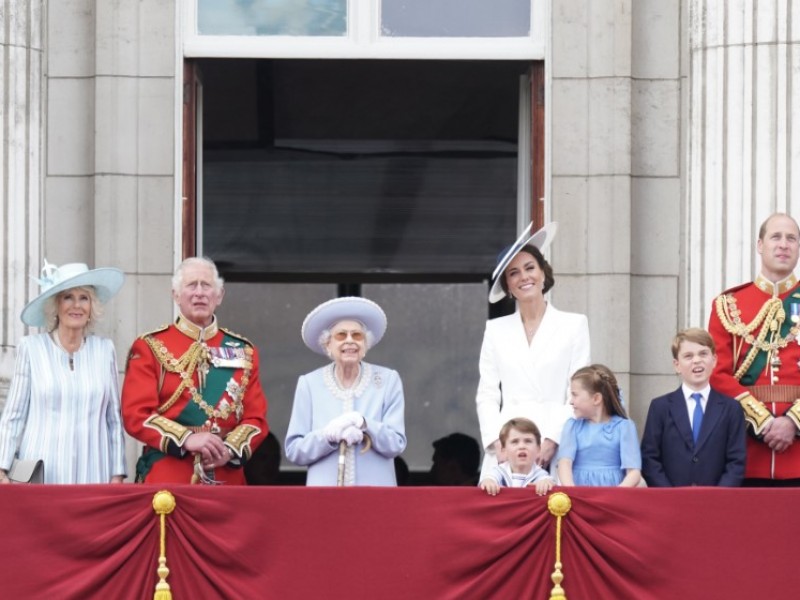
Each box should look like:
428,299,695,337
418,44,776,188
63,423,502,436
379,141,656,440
1,1,797,472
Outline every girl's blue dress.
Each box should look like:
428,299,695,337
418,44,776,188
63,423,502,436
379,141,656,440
557,415,641,486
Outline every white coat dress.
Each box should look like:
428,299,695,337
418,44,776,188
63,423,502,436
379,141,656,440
475,303,590,477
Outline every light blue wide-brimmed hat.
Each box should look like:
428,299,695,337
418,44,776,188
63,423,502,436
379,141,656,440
488,222,558,303
21,260,125,327
301,296,387,355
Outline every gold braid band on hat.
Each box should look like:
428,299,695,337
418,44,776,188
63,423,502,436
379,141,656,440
715,294,799,380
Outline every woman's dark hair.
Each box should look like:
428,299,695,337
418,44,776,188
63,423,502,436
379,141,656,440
499,244,555,296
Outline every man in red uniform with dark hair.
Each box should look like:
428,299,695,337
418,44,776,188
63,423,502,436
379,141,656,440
709,213,800,486
122,257,268,484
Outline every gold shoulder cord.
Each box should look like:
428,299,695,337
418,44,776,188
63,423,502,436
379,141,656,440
143,335,252,423
715,293,800,434
714,294,790,380
143,336,209,415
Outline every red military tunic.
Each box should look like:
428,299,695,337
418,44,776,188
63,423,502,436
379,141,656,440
708,273,800,480
122,315,268,484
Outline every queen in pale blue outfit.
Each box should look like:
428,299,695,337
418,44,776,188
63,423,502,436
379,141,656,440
557,416,640,486
285,297,406,486
0,261,127,484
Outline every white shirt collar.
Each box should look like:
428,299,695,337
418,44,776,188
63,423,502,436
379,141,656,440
681,383,710,403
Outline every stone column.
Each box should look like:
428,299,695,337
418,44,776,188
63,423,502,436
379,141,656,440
0,1,43,401
687,0,800,325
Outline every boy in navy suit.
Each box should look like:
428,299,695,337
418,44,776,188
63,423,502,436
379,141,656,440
641,328,746,486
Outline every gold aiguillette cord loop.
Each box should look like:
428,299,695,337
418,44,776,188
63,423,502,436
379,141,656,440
152,490,176,600
547,492,572,600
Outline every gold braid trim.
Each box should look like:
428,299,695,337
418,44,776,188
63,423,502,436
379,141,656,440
144,335,209,414
225,424,262,460
735,392,773,436
144,415,192,452
786,401,800,431
714,294,798,380
143,336,251,422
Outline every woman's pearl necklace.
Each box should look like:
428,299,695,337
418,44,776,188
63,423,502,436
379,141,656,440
333,363,362,391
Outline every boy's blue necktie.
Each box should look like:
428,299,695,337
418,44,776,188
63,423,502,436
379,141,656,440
691,392,704,443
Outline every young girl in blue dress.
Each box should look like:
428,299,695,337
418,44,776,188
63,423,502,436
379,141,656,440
556,364,641,487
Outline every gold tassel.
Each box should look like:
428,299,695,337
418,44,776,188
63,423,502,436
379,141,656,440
152,490,176,600
547,492,572,600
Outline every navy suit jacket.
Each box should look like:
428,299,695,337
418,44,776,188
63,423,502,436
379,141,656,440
641,386,746,487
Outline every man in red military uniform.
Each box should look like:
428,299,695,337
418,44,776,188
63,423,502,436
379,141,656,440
122,257,268,484
708,213,800,485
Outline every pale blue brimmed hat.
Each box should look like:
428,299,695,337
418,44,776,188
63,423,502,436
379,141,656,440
301,297,387,355
488,222,558,303
21,260,125,327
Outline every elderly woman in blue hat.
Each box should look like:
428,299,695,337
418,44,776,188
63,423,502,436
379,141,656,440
0,261,127,484
475,223,591,480
285,297,407,486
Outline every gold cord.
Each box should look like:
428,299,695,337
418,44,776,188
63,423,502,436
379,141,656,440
715,294,798,380
144,336,251,421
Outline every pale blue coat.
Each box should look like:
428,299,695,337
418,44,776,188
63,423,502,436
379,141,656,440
285,362,407,486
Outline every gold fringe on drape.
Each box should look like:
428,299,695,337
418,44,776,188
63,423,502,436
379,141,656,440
152,490,176,600
547,492,572,600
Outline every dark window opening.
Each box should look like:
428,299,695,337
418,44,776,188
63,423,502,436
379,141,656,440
200,58,527,283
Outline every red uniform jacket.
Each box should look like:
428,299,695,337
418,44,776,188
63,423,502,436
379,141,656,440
122,317,268,484
708,274,800,480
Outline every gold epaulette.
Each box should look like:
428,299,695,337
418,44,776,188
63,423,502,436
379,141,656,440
736,392,774,435
220,327,254,347
786,401,800,431
144,415,192,452
138,324,170,340
225,425,262,460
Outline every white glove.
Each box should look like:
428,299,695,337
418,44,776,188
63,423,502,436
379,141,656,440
341,425,364,447
340,411,365,429
322,411,365,443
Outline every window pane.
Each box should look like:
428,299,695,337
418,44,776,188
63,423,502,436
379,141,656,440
197,0,347,36
381,0,530,37
201,59,524,279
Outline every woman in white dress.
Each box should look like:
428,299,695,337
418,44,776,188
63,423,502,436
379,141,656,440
285,297,406,486
476,223,591,479
0,261,127,484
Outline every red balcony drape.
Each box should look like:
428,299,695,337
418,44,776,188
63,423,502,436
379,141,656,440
1,485,797,599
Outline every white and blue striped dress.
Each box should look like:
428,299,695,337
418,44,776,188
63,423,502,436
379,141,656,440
0,333,127,483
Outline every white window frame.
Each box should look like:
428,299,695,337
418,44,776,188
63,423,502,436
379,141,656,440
183,0,545,60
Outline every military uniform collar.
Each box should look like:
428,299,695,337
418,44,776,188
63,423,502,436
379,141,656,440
176,314,219,341
754,273,799,296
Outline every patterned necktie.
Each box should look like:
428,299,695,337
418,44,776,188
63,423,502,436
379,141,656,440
691,392,704,443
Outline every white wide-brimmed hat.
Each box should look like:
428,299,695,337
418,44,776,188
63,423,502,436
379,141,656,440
20,260,125,327
301,297,388,355
488,222,558,303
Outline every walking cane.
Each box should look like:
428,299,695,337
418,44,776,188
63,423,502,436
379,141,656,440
337,441,347,486
336,435,372,486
